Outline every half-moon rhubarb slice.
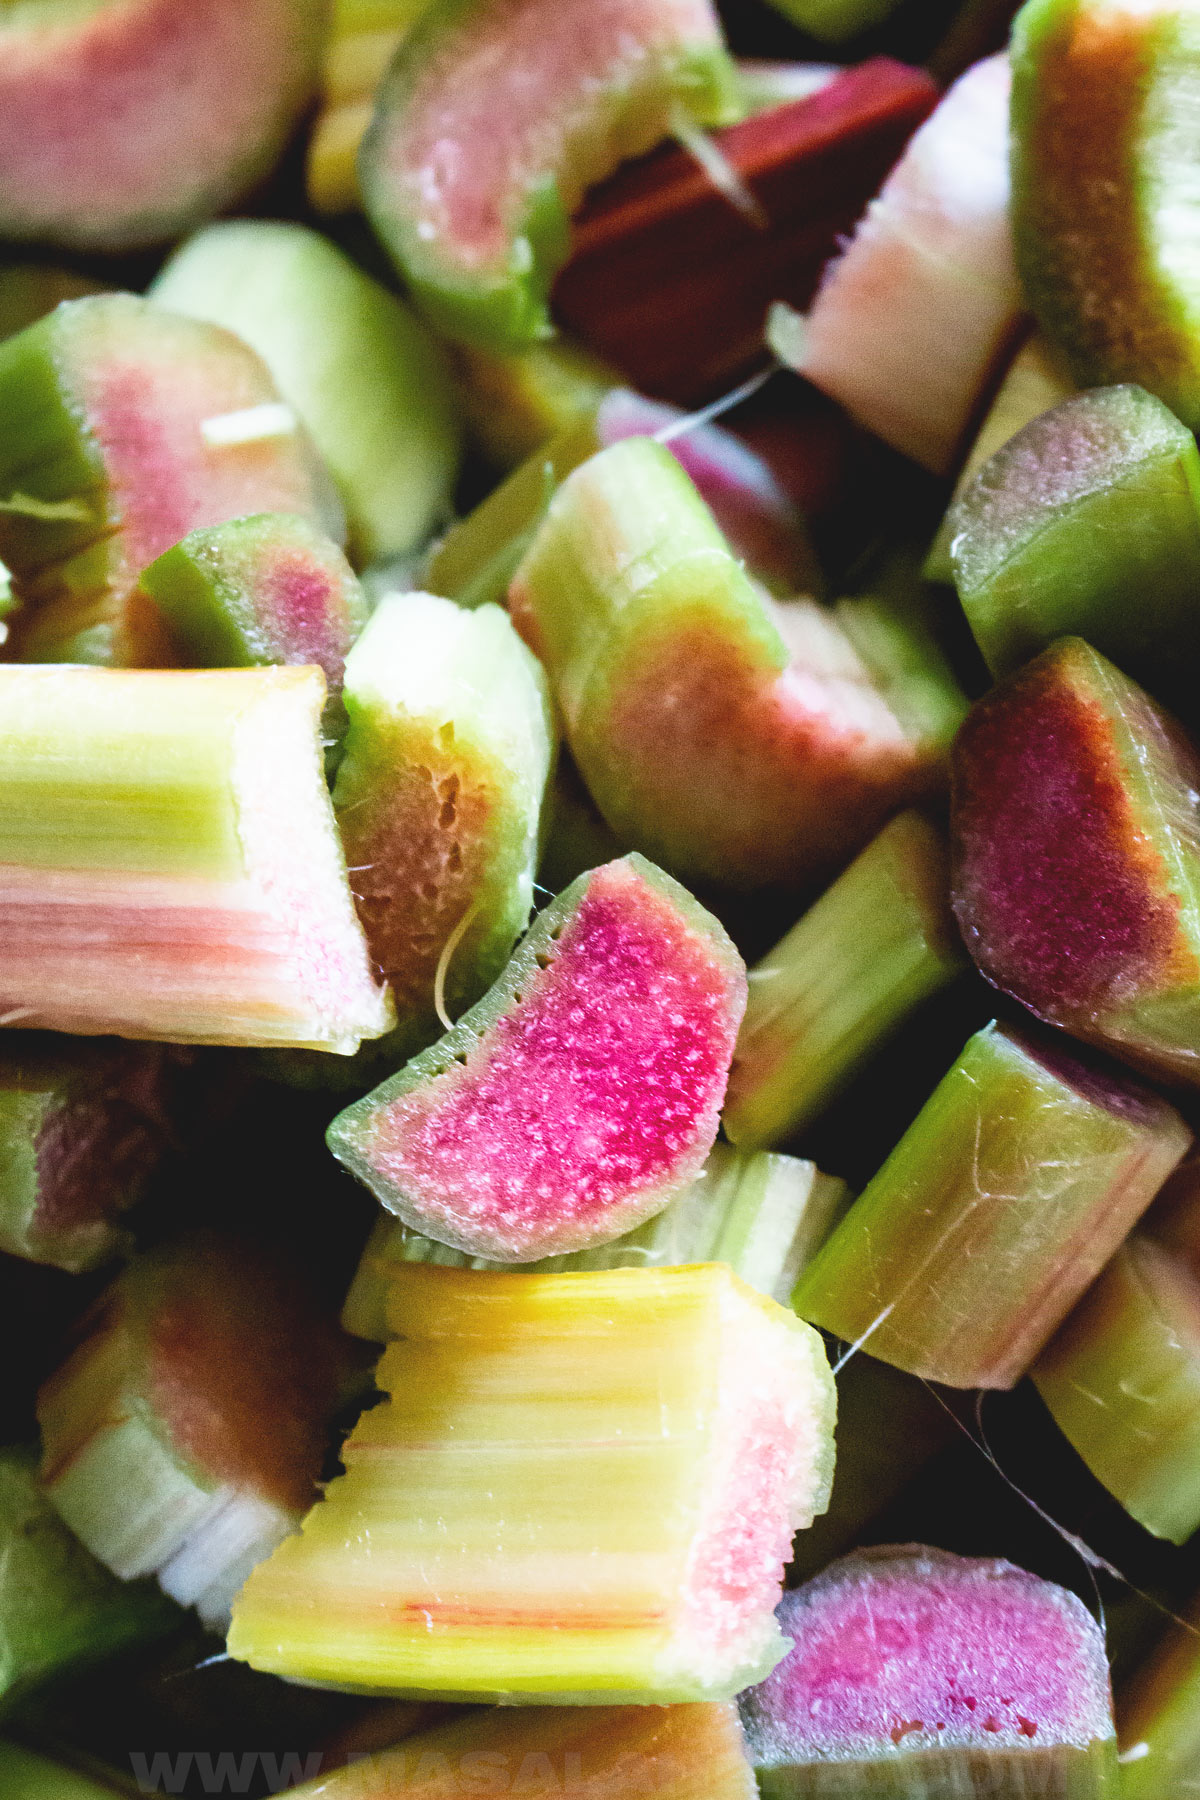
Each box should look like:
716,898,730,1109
0,664,393,1052
739,1546,1117,1797
227,1262,836,1701
0,0,325,252
0,294,339,666
359,0,740,349
328,854,745,1261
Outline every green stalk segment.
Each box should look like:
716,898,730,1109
724,812,966,1150
446,333,618,470
1034,1234,1200,1544
229,1262,836,1702
1118,1598,1200,1799
793,1022,1192,1389
0,1741,140,1799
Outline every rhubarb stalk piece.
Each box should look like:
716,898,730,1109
331,592,555,1060
284,1702,757,1798
1033,1234,1200,1544
228,1262,836,1701
1011,0,1200,433
0,665,393,1052
0,0,325,252
553,59,938,407
1118,1599,1200,1800
446,334,618,470
0,1040,170,1274
328,855,745,1262
0,1741,141,1798
724,812,966,1150
359,0,740,350
949,385,1200,703
0,295,339,666
0,1444,178,1713
510,438,961,891
307,0,430,214
793,1022,1191,1389
340,1142,848,1338
152,224,461,564
38,1233,353,1630
952,638,1200,1085
760,0,901,43
740,1547,1117,1797
774,55,1023,475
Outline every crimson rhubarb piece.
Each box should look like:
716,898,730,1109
776,55,1023,475
553,58,937,406
1011,0,1200,432
0,295,339,667
228,1262,836,1700
793,1022,1191,1388
328,855,745,1261
949,386,1200,702
38,1233,353,1630
332,591,555,1061
0,1040,169,1274
0,0,324,253
740,1547,1117,1796
359,0,740,350
0,664,393,1052
510,437,961,891
952,638,1200,1084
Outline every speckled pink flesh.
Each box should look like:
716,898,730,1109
742,1549,1113,1766
251,545,350,690
362,862,743,1256
0,0,317,246
385,0,722,270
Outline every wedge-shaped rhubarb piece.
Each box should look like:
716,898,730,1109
152,224,461,564
229,1262,836,1700
0,1444,178,1713
0,665,392,1052
139,514,368,726
286,1701,757,1797
950,386,1200,701
793,1022,1191,1388
510,438,958,890
38,1233,352,1630
724,812,966,1150
740,1547,1117,1796
0,295,338,666
341,1142,848,1337
329,855,744,1260
0,0,323,252
1033,1235,1200,1544
360,0,740,350
446,334,618,470
0,1039,170,1273
332,592,554,1060
1118,1599,1200,1799
952,638,1200,1083
1011,0,1200,432
554,59,937,406
776,55,1022,474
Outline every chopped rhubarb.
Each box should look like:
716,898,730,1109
0,665,393,1052
446,333,619,469
228,1262,836,1701
0,295,339,666
952,638,1200,1084
778,55,1024,475
553,59,937,406
793,1022,1191,1388
359,0,740,349
1119,1598,1200,1800
328,855,745,1261
38,1233,354,1629
740,1547,1117,1796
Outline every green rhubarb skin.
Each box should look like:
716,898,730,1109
1119,1599,1200,1799
0,1445,177,1714
949,384,1200,704
229,1262,836,1702
724,812,966,1151
359,0,741,350
1011,0,1200,434
793,1022,1192,1389
759,0,901,44
152,223,461,564
1034,1235,1200,1544
0,1741,139,1799
332,591,555,1059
